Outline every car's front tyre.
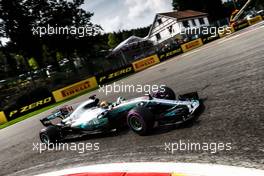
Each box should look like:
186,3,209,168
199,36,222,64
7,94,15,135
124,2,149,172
127,107,155,135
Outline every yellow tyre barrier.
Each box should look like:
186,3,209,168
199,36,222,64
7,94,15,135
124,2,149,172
181,38,203,53
52,76,98,102
0,111,8,125
248,15,263,25
132,54,160,72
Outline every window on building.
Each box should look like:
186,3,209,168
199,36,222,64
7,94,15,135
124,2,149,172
182,20,189,28
155,33,161,41
191,19,196,26
168,25,173,34
199,18,205,25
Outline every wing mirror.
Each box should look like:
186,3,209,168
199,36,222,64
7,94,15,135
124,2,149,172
145,93,153,100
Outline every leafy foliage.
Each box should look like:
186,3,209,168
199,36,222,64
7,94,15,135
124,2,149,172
172,0,226,20
0,0,102,76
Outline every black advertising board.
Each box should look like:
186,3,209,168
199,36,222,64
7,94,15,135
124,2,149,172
96,64,134,85
4,87,55,121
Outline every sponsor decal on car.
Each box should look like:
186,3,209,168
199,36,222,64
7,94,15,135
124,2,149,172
181,38,203,52
132,55,160,72
96,65,134,84
52,76,98,102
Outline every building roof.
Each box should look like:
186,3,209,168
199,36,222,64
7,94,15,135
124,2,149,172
112,36,146,53
159,10,208,21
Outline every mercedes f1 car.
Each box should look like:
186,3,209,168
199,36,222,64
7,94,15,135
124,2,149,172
39,87,204,144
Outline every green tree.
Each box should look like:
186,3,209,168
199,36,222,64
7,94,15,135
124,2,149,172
172,0,226,20
28,57,39,70
108,33,120,48
122,31,131,41
0,0,101,72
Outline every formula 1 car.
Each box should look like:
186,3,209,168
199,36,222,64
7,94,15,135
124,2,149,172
39,87,204,144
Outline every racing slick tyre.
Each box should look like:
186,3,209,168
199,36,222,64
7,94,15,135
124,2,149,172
39,126,61,145
151,86,176,100
127,107,155,136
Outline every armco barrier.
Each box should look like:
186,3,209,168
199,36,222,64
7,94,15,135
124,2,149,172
96,64,134,85
248,15,263,25
0,111,8,125
132,54,160,72
180,38,203,53
158,47,182,61
52,76,98,102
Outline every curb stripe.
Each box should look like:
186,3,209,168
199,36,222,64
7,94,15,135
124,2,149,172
65,173,172,176
65,173,126,176
171,174,187,176
36,162,264,176
126,174,171,176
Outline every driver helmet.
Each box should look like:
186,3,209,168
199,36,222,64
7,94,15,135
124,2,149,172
100,101,109,108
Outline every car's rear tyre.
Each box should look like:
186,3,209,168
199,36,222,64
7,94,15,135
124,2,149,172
127,107,155,135
39,126,61,145
151,86,176,100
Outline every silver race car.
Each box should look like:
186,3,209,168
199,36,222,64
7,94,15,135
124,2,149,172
39,87,204,144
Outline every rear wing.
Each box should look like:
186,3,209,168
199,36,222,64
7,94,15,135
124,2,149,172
40,95,99,126
40,105,73,126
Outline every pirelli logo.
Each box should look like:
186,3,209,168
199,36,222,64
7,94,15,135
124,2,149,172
186,40,200,49
135,58,155,68
181,38,203,52
132,55,160,72
52,76,98,102
61,81,91,97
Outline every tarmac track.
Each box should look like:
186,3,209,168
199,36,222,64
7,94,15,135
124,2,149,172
0,22,264,175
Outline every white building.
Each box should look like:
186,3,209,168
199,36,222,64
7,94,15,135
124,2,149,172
147,10,209,44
